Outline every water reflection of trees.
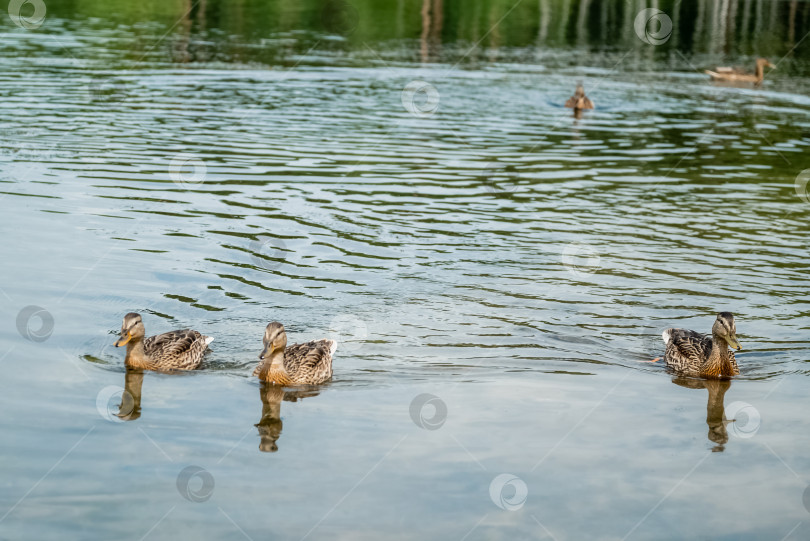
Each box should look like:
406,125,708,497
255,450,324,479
51,1,810,68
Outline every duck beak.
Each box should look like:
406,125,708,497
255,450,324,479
725,334,742,351
114,332,132,347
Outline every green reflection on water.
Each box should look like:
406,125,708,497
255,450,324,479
27,0,810,71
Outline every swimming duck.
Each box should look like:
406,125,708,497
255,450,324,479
705,58,774,86
657,312,741,378
565,83,594,117
113,312,213,371
253,322,337,385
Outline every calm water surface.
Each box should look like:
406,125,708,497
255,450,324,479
2,2,810,540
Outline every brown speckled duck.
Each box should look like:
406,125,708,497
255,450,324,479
657,312,741,378
253,322,336,385
114,312,213,371
565,83,594,117
705,58,775,86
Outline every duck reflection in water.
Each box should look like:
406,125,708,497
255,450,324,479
256,382,320,452
671,376,732,452
117,368,144,421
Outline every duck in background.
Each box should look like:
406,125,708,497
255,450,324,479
565,83,594,119
705,58,775,86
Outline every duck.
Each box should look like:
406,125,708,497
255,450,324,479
253,322,337,385
565,83,594,117
655,312,741,378
113,312,213,371
705,58,775,86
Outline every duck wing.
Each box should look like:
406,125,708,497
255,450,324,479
663,328,711,374
283,339,336,384
144,329,210,370
728,350,740,375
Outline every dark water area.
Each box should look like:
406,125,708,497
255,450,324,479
1,1,810,539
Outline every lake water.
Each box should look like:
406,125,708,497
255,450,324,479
2,1,810,539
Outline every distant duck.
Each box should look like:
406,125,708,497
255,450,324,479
114,312,213,371
705,58,775,86
253,322,337,385
565,83,594,117
654,312,742,378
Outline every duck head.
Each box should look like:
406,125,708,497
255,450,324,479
712,312,741,351
115,312,145,347
259,322,287,360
